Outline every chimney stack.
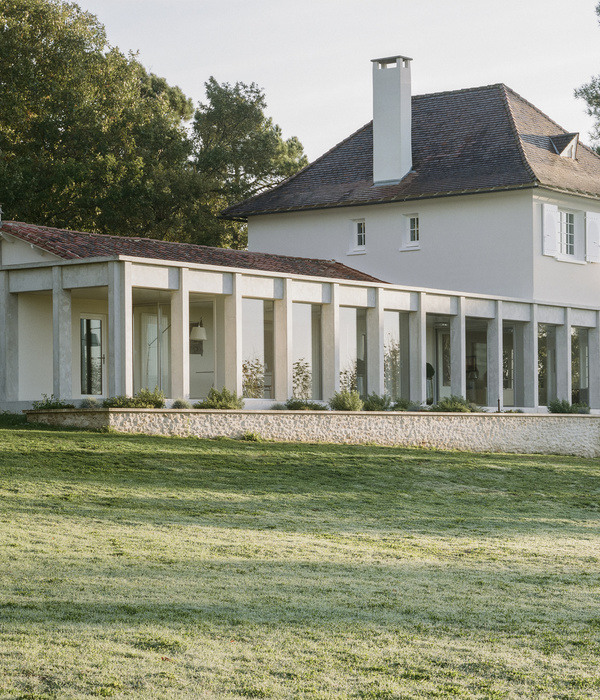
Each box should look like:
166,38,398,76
372,55,412,185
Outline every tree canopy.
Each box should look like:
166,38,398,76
0,0,307,247
575,1,600,149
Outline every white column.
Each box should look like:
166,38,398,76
52,267,72,400
556,308,571,402
322,283,340,400
523,303,538,408
409,292,426,404
0,271,18,403
488,300,503,411
274,278,293,400
108,261,133,397
367,287,385,396
170,267,190,400
223,273,242,395
450,297,466,398
589,311,600,410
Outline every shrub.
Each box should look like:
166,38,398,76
102,387,165,409
429,395,479,413
79,397,99,408
362,392,392,411
194,387,244,410
547,398,590,414
284,398,328,411
241,431,262,442
171,398,193,409
391,397,426,411
0,411,27,427
328,390,364,411
31,394,75,410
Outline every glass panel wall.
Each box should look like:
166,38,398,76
189,299,215,400
133,303,171,395
339,307,367,397
426,318,451,404
242,299,274,398
80,317,103,395
292,303,322,400
465,318,487,406
571,327,589,405
538,324,557,406
383,310,410,400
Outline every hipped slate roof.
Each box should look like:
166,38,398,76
0,221,382,283
224,84,600,218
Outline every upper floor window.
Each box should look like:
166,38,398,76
559,211,575,256
348,218,366,254
356,220,366,248
400,213,420,250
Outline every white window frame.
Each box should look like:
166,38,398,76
558,210,575,257
542,202,585,264
400,213,420,251
348,218,367,255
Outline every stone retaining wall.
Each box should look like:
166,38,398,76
24,409,600,458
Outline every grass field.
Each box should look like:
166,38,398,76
1,417,599,699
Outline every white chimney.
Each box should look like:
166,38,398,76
372,55,412,185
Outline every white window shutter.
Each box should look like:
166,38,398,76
586,211,600,263
542,203,558,256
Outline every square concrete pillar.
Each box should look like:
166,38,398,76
523,304,538,408
366,287,385,396
52,267,72,400
170,267,190,400
0,270,18,403
321,283,340,401
450,297,466,398
274,278,293,401
556,308,571,402
409,293,427,404
108,261,133,397
223,273,242,395
487,301,503,411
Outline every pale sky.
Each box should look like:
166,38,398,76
80,0,600,161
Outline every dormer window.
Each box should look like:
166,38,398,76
550,133,579,160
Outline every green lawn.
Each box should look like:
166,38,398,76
1,418,599,699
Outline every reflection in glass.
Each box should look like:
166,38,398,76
135,304,171,395
242,299,274,398
538,324,557,406
466,318,487,406
292,303,322,400
571,327,589,405
80,318,103,395
339,307,367,397
384,311,410,400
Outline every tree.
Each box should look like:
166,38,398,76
575,2,600,148
190,78,308,248
0,0,196,237
0,0,308,247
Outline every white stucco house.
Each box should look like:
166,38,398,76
3,55,600,412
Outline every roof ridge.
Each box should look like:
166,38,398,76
498,85,539,185
412,82,507,101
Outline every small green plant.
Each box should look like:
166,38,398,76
547,398,590,414
241,431,262,442
429,395,479,412
292,358,312,400
242,357,265,398
0,411,27,427
31,394,75,410
362,392,392,411
194,387,244,410
171,398,193,409
328,390,364,411
79,397,99,408
102,387,165,409
284,398,328,411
